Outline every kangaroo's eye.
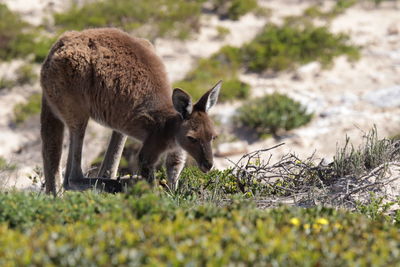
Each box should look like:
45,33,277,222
187,136,198,143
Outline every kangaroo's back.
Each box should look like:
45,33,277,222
41,28,172,129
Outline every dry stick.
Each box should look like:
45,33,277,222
342,176,400,201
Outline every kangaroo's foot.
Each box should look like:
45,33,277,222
66,177,139,193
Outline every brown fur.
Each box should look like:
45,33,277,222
40,28,221,195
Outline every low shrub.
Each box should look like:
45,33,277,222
0,76,15,90
210,0,259,20
215,25,230,40
235,93,313,137
242,21,360,72
333,127,399,177
54,0,204,40
0,4,30,61
15,64,37,85
0,4,56,63
0,189,399,265
174,46,250,102
0,157,16,171
13,93,42,125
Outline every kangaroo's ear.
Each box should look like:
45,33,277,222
172,88,193,120
194,80,222,112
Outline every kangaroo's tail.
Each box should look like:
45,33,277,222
40,95,64,195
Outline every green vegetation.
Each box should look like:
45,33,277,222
242,20,360,72
177,15,359,101
1,129,399,265
215,25,230,40
0,64,37,90
13,93,42,125
54,0,204,40
235,93,313,137
174,46,250,102
0,185,399,265
0,76,14,90
15,64,37,85
210,0,259,20
333,127,398,177
0,4,54,63
0,157,16,171
0,3,31,61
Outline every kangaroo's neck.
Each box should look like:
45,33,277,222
122,105,182,145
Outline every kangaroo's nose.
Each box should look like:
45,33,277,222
200,160,213,173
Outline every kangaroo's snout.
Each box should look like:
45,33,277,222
199,160,213,173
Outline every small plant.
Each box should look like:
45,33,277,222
356,192,397,220
235,93,313,137
0,76,15,90
15,64,37,85
13,93,42,125
0,156,16,171
215,26,230,40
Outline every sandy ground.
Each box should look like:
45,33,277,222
0,0,399,189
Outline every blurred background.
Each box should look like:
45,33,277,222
0,0,399,190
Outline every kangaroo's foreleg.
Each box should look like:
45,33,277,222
97,131,127,178
138,137,164,185
64,134,74,189
166,149,186,191
41,96,65,196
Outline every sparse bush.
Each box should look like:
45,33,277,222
13,93,42,125
15,64,37,85
333,127,399,177
215,25,230,39
0,157,16,171
210,0,259,20
235,93,313,137
0,4,55,63
54,0,204,40
174,46,249,102
0,76,15,90
242,21,360,72
0,4,30,61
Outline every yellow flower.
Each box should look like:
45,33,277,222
315,218,329,225
313,224,322,232
304,223,310,229
290,217,301,226
333,222,343,229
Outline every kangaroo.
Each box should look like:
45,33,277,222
40,28,221,195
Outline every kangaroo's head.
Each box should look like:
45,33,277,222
172,81,222,173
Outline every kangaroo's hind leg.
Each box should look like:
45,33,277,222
97,131,127,178
41,96,65,196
